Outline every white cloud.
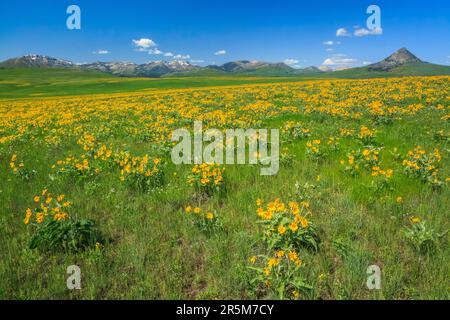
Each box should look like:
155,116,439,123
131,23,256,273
173,54,190,60
318,65,332,72
326,48,334,52
214,50,227,56
132,38,156,49
354,29,370,37
336,28,351,37
362,61,372,65
92,50,109,55
354,27,383,37
323,40,340,46
164,52,173,57
283,58,299,65
321,54,358,70
149,48,163,55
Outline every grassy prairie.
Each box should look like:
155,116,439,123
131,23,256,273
0,68,315,99
0,75,449,299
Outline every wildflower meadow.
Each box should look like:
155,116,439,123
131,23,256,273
1,76,449,299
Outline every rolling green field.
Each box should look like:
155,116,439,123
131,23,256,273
3,62,450,100
0,68,316,100
0,72,449,299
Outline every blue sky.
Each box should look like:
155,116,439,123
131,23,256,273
0,0,449,69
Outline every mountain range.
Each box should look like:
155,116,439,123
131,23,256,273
1,48,449,78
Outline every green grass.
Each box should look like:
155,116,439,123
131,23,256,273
2,64,450,100
1,112,448,299
0,68,316,99
0,75,448,300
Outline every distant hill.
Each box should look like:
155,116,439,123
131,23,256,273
1,48,449,78
0,54,323,77
0,55,202,77
201,61,324,76
219,60,268,72
210,60,292,74
0,54,74,68
82,61,137,76
80,60,201,77
330,48,450,78
163,64,324,77
368,47,422,71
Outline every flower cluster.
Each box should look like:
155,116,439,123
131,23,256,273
368,100,397,124
116,151,164,192
187,162,225,195
327,136,340,151
9,154,21,174
249,198,319,299
402,146,444,188
306,140,323,161
184,205,222,233
52,154,98,179
357,125,376,145
339,128,355,137
249,249,310,300
77,132,97,153
23,190,103,252
371,166,394,192
282,121,311,141
256,198,319,253
24,189,71,225
341,146,381,176
371,166,393,178
94,144,114,162
10,153,36,180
